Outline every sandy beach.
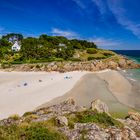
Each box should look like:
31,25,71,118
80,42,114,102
0,71,88,119
0,70,139,120
39,70,140,115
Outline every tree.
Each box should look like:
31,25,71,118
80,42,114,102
2,33,23,43
21,37,40,60
55,36,68,44
39,34,59,45
0,39,11,60
0,39,11,47
21,37,52,60
70,39,97,49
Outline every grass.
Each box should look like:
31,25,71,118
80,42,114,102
9,114,20,121
23,115,39,123
79,49,115,61
86,48,97,54
23,111,34,117
110,107,140,119
0,109,126,139
0,122,67,140
66,110,123,129
110,112,129,119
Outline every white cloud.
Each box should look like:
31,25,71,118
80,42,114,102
51,28,79,39
107,0,140,38
92,0,107,15
89,37,121,47
91,0,140,38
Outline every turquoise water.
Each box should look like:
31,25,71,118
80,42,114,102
114,51,140,110
113,50,140,81
127,56,140,81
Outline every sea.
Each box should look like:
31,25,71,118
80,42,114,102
113,50,140,110
113,50,140,81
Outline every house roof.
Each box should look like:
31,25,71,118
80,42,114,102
12,41,20,48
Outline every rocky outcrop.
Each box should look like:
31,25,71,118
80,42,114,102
118,111,140,138
91,99,109,114
128,112,140,122
1,55,140,72
59,123,137,140
0,99,140,140
56,116,68,126
59,123,110,140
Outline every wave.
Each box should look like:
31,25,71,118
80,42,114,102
126,77,137,82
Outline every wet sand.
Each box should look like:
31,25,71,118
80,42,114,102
39,71,135,114
1,70,140,119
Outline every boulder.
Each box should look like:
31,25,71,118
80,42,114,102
108,126,137,140
128,112,140,122
108,61,118,69
56,116,68,126
63,98,76,105
122,126,137,140
91,99,109,113
118,59,127,68
42,98,77,116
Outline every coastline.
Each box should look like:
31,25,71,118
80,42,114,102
0,55,140,73
38,70,140,116
0,69,140,120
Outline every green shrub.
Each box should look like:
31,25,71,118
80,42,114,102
24,115,39,123
9,114,20,121
0,123,66,140
102,52,113,57
79,112,114,126
87,48,97,54
78,110,123,128
24,123,66,140
67,110,123,128
23,111,34,117
88,57,95,61
1,62,11,69
88,56,106,61
67,58,81,61
11,61,25,64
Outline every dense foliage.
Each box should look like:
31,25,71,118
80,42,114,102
0,33,114,64
0,33,98,63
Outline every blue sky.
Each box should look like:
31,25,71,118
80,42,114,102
0,0,140,50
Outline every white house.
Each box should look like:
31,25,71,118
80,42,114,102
58,43,67,48
11,41,21,52
59,43,65,47
58,43,67,51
